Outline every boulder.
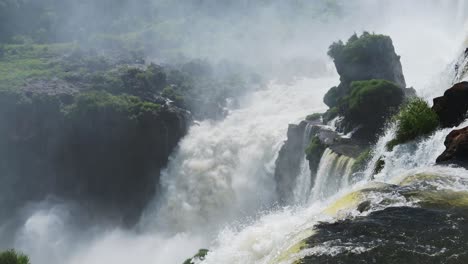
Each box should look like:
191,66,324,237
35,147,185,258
436,126,468,165
432,82,468,128
324,32,406,109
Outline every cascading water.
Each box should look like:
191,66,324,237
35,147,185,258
291,123,314,204
310,148,355,202
198,13,468,264
145,76,337,235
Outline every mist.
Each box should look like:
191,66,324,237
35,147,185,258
1,1,468,264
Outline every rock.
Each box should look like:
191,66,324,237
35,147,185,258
338,79,404,141
432,82,468,128
274,121,309,203
325,32,406,109
323,33,408,141
436,126,468,165
357,200,372,213
0,90,190,226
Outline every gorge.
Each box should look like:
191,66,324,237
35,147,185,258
1,1,468,264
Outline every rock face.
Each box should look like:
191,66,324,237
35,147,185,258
432,82,468,128
274,120,368,203
329,32,406,91
323,33,408,142
0,90,189,225
436,126,468,165
275,121,310,203
338,79,404,140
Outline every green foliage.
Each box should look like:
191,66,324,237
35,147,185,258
65,91,161,121
322,107,338,123
0,249,30,264
352,149,372,172
323,86,339,108
328,32,395,66
386,98,439,150
162,86,184,106
305,136,325,161
306,113,322,121
183,249,209,264
338,79,403,131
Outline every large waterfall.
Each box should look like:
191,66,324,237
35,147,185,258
3,2,468,264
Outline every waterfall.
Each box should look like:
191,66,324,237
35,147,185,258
291,123,314,204
145,77,336,234
310,149,355,202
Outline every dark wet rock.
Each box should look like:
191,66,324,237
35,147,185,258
301,207,468,264
432,82,468,128
274,119,369,204
356,200,371,213
275,121,310,203
310,125,369,159
436,126,468,166
337,79,404,141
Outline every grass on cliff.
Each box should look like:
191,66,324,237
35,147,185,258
386,98,439,150
0,249,30,264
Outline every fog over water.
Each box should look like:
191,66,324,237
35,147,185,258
1,1,468,264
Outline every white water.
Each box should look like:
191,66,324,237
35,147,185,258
310,148,355,202
291,123,314,204
4,2,468,264
148,77,336,235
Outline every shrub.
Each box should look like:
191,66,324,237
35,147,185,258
323,86,339,108
162,86,184,106
337,79,403,138
183,249,209,264
65,91,161,120
306,113,322,121
0,249,30,264
386,98,439,150
305,136,325,161
322,107,338,123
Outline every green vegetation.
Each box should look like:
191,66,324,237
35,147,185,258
386,98,439,150
327,32,404,90
337,80,404,138
321,32,406,140
183,249,209,264
323,86,339,108
322,107,338,123
340,80,403,118
305,136,326,166
65,91,161,120
306,113,322,121
0,249,30,264
328,32,395,66
352,149,372,172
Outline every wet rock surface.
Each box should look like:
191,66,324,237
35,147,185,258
436,126,468,166
432,82,468,128
301,206,468,264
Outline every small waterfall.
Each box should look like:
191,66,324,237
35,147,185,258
292,123,315,203
310,148,355,202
